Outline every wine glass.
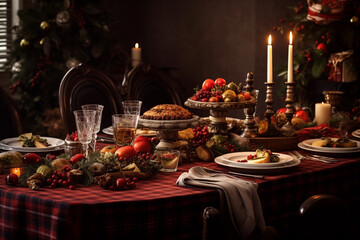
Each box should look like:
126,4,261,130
122,100,142,115
73,110,96,157
81,104,104,151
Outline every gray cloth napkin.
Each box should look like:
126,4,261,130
176,167,266,239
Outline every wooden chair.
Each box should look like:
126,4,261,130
297,194,352,240
59,64,123,134
123,63,183,113
0,87,22,139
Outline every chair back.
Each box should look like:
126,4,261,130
124,63,183,113
0,87,22,139
59,64,123,134
298,194,350,240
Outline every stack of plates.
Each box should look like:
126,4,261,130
0,137,65,153
352,129,360,139
298,138,360,154
215,152,300,173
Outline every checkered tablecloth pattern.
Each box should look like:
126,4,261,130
1,149,360,240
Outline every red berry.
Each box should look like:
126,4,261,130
69,185,76,190
5,173,19,186
116,178,126,189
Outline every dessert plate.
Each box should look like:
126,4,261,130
0,137,65,152
302,138,360,152
298,141,360,154
352,129,360,139
218,152,294,168
215,152,299,173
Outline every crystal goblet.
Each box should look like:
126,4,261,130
73,110,96,157
81,104,104,151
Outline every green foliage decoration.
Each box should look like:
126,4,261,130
7,0,127,135
273,0,360,107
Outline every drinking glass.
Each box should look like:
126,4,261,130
158,150,181,172
73,110,96,157
81,104,104,151
112,114,139,146
122,100,142,115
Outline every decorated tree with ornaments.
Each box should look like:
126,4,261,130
7,0,127,136
273,0,360,108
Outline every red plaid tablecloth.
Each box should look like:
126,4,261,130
1,150,360,240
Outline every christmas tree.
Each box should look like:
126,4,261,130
274,0,360,109
7,0,127,136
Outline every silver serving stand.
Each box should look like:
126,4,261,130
184,98,257,137
138,115,200,151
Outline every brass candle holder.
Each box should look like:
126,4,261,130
265,82,275,122
280,82,296,136
241,72,257,138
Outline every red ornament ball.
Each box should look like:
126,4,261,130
316,43,327,53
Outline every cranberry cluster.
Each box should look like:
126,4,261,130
47,166,76,190
191,126,210,146
109,177,137,191
66,131,78,141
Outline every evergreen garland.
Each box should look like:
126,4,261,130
7,0,127,135
273,0,360,108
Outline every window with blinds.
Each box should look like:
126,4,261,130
0,0,11,71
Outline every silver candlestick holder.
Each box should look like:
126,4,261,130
265,82,275,123
241,72,257,138
280,82,296,136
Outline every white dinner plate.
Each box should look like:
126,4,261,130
302,138,360,152
218,152,294,168
298,141,360,154
0,137,65,152
102,126,156,136
215,152,300,173
352,129,360,139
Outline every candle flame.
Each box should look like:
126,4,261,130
289,31,293,45
135,43,139,48
11,168,20,177
268,35,272,45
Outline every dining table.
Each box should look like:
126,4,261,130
1,140,360,240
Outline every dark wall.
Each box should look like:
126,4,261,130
102,0,291,117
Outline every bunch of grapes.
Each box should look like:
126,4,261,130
47,166,76,190
194,89,213,102
191,126,211,147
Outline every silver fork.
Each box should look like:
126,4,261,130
191,166,264,179
293,151,336,164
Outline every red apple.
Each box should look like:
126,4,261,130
115,146,137,159
133,141,152,153
215,78,226,87
202,79,215,91
133,136,149,144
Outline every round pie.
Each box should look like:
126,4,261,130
142,104,192,120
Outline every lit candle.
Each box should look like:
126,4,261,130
10,168,21,177
131,43,141,67
314,102,331,125
287,32,293,83
267,34,273,83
